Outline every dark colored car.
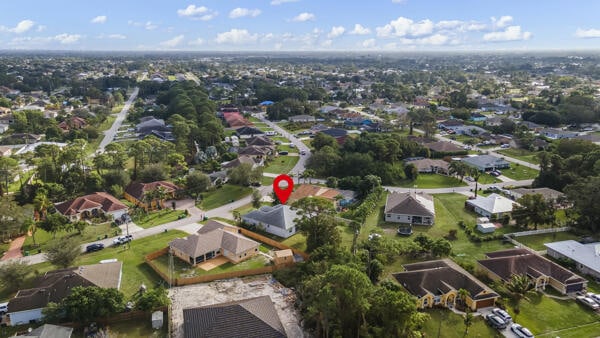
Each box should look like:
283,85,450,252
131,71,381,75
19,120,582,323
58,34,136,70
86,243,105,253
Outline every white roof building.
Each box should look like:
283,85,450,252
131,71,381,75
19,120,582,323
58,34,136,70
466,193,518,218
545,240,600,279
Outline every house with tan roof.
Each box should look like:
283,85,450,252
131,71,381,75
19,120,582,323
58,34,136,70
393,259,499,311
384,192,435,225
169,220,259,265
124,180,181,211
54,192,128,221
477,248,587,294
405,158,449,174
7,261,122,326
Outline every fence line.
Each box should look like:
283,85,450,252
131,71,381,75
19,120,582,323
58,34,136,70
237,228,310,260
505,227,571,238
58,306,168,328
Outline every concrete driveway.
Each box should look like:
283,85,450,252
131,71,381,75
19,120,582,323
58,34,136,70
478,307,522,338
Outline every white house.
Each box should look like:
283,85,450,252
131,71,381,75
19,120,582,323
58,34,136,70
466,193,518,219
384,192,435,225
242,205,300,238
545,240,600,280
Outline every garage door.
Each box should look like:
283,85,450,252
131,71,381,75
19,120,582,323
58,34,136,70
475,298,496,309
566,283,584,293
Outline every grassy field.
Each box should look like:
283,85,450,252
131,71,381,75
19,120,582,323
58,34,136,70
263,156,299,174
497,148,541,164
397,174,467,188
475,173,502,184
276,144,296,153
420,308,498,338
198,184,252,210
515,231,580,250
152,253,270,278
281,233,307,251
22,222,116,253
133,209,187,228
74,318,168,338
501,164,539,180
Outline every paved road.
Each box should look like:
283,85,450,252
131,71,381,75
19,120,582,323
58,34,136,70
97,87,139,153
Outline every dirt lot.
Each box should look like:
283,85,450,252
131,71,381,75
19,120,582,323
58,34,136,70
169,274,304,338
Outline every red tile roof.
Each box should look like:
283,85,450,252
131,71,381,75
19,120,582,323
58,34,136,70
55,192,127,216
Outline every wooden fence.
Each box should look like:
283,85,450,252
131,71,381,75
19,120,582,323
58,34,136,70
238,228,310,260
176,266,278,285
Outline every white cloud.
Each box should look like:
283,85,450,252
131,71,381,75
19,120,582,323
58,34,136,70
160,35,185,48
483,25,531,42
362,38,376,48
91,15,107,24
271,0,298,5
415,33,449,45
575,28,600,38
188,38,204,46
350,24,370,35
177,5,217,20
128,20,158,30
492,15,513,29
321,39,332,47
215,29,258,44
229,8,261,19
274,43,283,50
3,20,36,34
36,25,46,32
391,0,407,3
376,17,434,37
54,34,81,44
291,12,315,22
327,26,345,39
107,34,126,39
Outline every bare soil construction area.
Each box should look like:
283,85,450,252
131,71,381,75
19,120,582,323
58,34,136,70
169,274,304,338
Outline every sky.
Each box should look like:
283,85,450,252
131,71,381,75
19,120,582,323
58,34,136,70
2,0,600,51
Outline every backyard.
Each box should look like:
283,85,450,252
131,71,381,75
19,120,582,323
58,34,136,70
500,164,539,180
514,231,581,250
263,155,299,174
420,308,497,338
198,184,252,210
152,252,270,279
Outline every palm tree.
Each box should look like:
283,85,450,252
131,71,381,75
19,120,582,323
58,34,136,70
506,274,535,303
448,161,468,183
303,169,316,184
153,186,169,209
33,190,51,221
20,217,37,247
457,288,470,310
463,310,473,337
469,167,482,198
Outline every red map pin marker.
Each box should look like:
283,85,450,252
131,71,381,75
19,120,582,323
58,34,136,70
273,174,294,204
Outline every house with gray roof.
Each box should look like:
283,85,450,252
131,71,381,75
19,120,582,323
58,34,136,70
510,187,565,205
242,205,300,238
169,221,259,265
183,296,286,338
465,193,518,219
540,128,578,140
545,240,600,280
385,192,435,225
14,324,73,338
460,155,510,172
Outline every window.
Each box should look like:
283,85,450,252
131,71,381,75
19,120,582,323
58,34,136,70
386,214,391,218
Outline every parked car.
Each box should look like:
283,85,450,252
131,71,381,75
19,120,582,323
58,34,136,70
289,143,296,148
0,302,8,315
86,243,105,253
492,308,512,323
511,323,534,338
300,150,306,155
586,292,600,304
485,314,508,329
465,176,474,182
500,144,510,148
113,235,133,245
576,296,600,310
278,151,289,155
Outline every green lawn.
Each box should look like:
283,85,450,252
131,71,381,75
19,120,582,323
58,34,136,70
263,156,299,174
22,222,116,253
74,317,168,338
281,233,307,252
514,231,580,250
152,253,270,278
261,175,274,186
501,164,539,180
272,136,289,143
497,148,541,165
506,292,600,336
475,173,502,184
198,184,252,210
397,174,467,188
420,308,499,338
538,322,600,338
77,230,188,296
133,209,187,228
8,170,34,193
276,144,297,153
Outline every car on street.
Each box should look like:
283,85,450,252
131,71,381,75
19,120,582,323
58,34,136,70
86,243,105,253
485,314,508,330
113,234,133,245
511,323,534,337
465,176,474,182
577,296,600,310
501,144,510,148
492,308,512,323
300,150,306,155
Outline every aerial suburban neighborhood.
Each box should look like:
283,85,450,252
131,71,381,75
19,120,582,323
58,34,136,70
2,2,600,337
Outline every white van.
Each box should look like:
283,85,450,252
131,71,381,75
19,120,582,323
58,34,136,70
265,131,277,136
0,302,8,314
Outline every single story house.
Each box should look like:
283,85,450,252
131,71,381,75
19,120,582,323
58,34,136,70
393,259,499,311
447,125,487,136
236,126,265,139
460,155,510,172
470,113,487,122
423,141,464,155
169,221,259,265
222,155,262,170
54,192,128,221
319,128,348,144
477,248,587,294
242,205,300,238
237,145,273,158
288,184,356,207
539,128,578,140
246,135,275,147
510,187,565,205
438,119,464,129
183,296,286,338
124,181,181,211
518,121,543,132
384,192,435,225
289,114,316,123
405,158,449,174
465,193,518,219
545,240,600,280
7,262,122,326
136,117,171,137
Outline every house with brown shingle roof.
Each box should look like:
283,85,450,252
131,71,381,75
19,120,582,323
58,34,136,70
405,158,449,174
54,192,128,221
423,141,464,154
384,192,435,225
169,220,259,265
477,248,587,294
393,259,499,311
183,296,286,338
58,116,88,132
7,261,122,326
124,181,181,211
